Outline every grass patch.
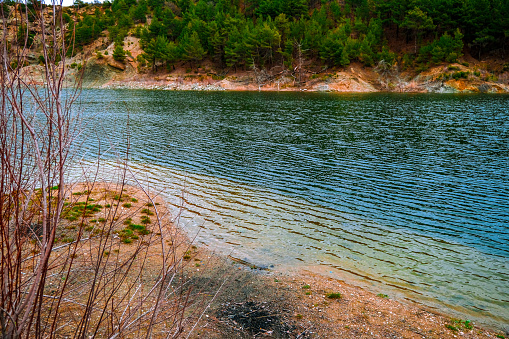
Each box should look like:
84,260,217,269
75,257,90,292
302,285,310,289
72,190,90,196
122,203,132,208
141,208,154,216
117,228,135,243
130,198,138,202
445,324,458,332
141,216,151,224
61,202,103,221
117,223,151,243
377,293,388,298
451,319,474,330
325,292,341,299
113,193,129,202
128,223,150,235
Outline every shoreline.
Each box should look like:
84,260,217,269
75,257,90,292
93,77,509,94
21,60,509,94
62,182,507,338
189,240,508,338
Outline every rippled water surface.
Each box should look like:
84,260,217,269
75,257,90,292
76,90,509,328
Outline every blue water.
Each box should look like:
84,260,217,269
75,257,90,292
76,90,509,329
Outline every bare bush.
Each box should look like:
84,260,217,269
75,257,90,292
1,2,220,338
374,59,409,92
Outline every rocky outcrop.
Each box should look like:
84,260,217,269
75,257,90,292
106,57,126,71
80,58,121,88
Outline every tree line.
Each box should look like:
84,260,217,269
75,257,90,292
67,0,508,71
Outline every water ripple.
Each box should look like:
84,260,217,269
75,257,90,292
75,90,509,329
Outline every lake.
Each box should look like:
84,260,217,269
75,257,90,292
75,90,509,329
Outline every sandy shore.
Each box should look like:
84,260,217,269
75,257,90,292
55,182,507,338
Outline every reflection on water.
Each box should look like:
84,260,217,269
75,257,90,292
75,90,509,329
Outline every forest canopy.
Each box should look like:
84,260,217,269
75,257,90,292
66,0,508,71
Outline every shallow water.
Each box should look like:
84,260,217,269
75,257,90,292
75,90,509,329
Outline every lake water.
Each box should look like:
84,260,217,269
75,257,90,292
75,90,509,329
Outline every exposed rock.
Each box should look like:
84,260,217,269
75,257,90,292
106,57,126,71
478,84,492,93
80,58,123,88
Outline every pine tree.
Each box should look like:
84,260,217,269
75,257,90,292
181,31,206,66
113,42,126,62
401,7,436,53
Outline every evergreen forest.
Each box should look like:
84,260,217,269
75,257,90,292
15,0,509,71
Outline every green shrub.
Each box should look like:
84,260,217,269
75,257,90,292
484,74,498,82
452,71,469,79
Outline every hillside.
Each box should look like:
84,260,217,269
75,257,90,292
4,0,509,92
